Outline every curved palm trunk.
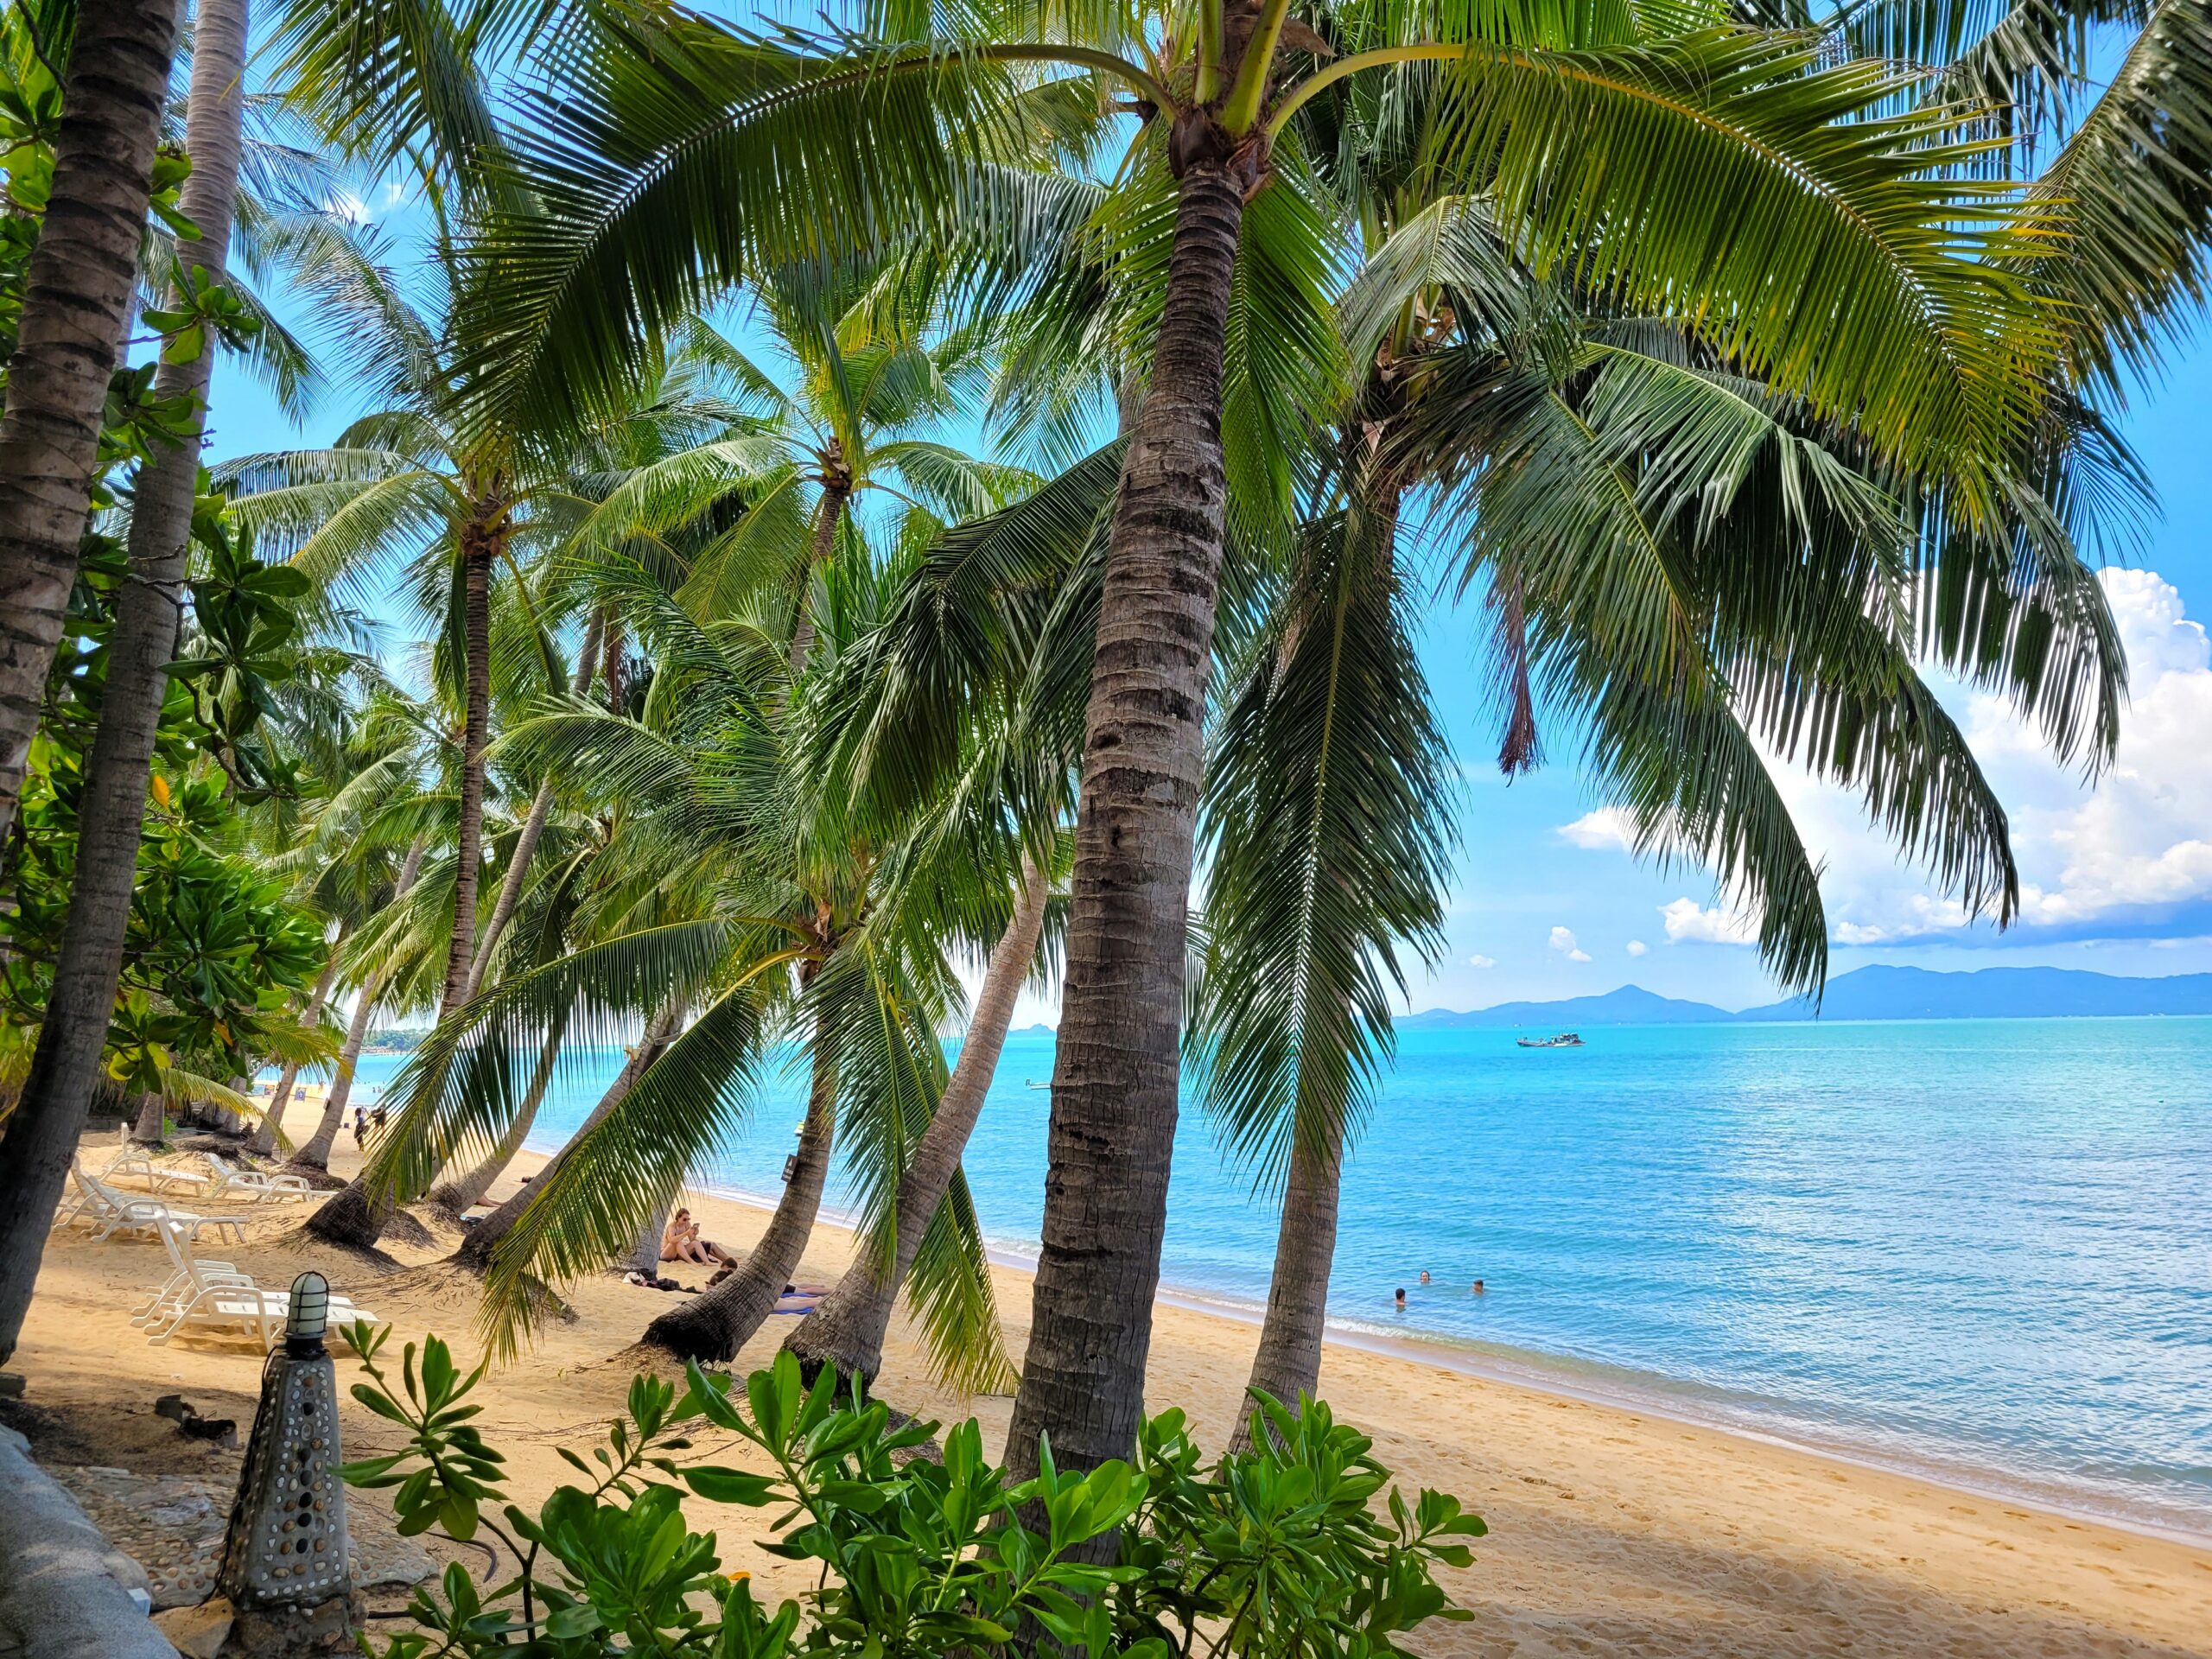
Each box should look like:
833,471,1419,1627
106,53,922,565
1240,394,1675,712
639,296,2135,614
786,480,849,677
246,946,344,1157
451,1005,679,1272
440,518,499,1016
1004,158,1245,1481
130,1091,165,1147
0,0,248,1366
462,608,601,1003
0,0,182,839
289,843,426,1175
1230,1106,1345,1452
784,855,1048,1387
639,1015,838,1363
620,1203,671,1278
427,1020,564,1215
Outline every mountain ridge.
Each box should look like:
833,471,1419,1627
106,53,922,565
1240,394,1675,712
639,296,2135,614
1402,964,2212,1027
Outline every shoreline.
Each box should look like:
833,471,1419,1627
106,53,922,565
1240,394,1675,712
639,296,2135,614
683,1166,2212,1554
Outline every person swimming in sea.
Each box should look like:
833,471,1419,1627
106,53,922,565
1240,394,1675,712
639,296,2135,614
1394,1287,1407,1310
1418,1270,1431,1284
1471,1279,1485,1294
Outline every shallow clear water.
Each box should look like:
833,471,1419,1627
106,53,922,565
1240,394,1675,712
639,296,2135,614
340,1015,2212,1535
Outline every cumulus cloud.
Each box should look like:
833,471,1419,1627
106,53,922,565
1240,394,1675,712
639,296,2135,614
1557,806,1639,851
1467,954,1497,969
1659,898,1759,944
1548,925,1592,963
1626,939,1649,957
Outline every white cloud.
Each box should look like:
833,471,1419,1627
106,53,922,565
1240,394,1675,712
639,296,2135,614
1548,925,1592,963
1808,569,2212,943
1467,954,1497,969
1557,807,1637,851
325,189,372,225
1625,939,1649,957
1659,897,1759,945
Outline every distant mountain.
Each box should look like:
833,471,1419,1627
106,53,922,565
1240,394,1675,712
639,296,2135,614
1401,984,1738,1028
1407,965,2212,1027
1738,964,2212,1021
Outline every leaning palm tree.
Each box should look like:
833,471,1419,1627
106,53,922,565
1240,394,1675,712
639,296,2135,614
456,0,2122,1477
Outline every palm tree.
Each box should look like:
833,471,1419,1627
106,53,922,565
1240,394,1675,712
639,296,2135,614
457,0,2114,1478
0,0,181,841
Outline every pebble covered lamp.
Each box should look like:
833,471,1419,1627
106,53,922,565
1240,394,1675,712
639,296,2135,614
214,1272,353,1612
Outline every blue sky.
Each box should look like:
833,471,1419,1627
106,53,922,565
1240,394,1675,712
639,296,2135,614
200,180,2212,1020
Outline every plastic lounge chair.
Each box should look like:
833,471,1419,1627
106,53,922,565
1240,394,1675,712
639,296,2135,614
100,1147,217,1198
196,1153,311,1204
55,1157,246,1246
136,1219,382,1348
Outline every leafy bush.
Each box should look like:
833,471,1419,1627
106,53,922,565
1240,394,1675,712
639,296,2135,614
339,1326,1484,1659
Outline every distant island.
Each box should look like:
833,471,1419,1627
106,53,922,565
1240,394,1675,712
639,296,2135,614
362,1027,429,1055
1402,965,2212,1027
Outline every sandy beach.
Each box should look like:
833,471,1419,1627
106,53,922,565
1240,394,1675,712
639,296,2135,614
13,1132,2210,1658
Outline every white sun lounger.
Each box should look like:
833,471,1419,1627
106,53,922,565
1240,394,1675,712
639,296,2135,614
134,1219,382,1348
53,1157,246,1246
99,1147,217,1198
194,1153,312,1204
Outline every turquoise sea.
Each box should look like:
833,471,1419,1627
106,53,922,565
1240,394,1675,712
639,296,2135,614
337,1015,2212,1538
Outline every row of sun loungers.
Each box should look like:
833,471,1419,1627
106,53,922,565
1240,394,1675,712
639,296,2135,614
54,1151,385,1350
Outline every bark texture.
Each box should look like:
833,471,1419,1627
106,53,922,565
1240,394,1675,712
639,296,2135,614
130,1091,164,1146
1230,1107,1345,1452
0,0,182,836
1003,159,1245,1480
440,520,499,1016
786,474,848,677
450,1006,678,1272
639,1018,837,1363
288,842,426,1173
784,855,1048,1385
620,1202,671,1277
0,0,244,1366
246,946,342,1157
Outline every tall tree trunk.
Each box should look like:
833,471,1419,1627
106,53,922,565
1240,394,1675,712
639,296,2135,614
130,1090,164,1146
426,1019,563,1215
288,842,425,1175
1230,1106,1345,1452
0,0,182,837
619,1202,671,1278
786,477,848,677
245,944,343,1157
461,607,600,1003
639,1009,838,1363
784,854,1048,1387
452,1006,678,1273
441,519,498,1016
0,0,248,1367
1003,158,1244,1481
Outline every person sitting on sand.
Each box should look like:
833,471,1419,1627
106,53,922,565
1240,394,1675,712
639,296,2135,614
662,1207,734,1267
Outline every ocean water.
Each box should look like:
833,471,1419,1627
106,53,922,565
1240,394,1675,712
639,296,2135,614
337,1015,2212,1537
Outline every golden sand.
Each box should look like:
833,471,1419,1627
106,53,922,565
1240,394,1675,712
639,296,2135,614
16,1134,2210,1656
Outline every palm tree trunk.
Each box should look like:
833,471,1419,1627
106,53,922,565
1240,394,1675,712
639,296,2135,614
451,1005,679,1272
246,944,343,1157
786,480,849,677
1230,1106,1345,1452
288,842,426,1175
440,519,499,1016
461,607,601,1003
426,1019,563,1215
130,1091,164,1146
0,0,182,838
0,0,248,1368
619,1203,671,1278
784,854,1048,1387
1003,158,1245,1481
639,1010,838,1363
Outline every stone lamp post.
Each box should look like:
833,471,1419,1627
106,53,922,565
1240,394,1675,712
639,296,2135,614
207,1272,360,1656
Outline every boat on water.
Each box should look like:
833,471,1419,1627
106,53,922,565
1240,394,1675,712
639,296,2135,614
1516,1032,1585,1048
1024,1079,1051,1090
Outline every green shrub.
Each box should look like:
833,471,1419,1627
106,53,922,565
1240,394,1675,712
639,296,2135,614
339,1325,1484,1659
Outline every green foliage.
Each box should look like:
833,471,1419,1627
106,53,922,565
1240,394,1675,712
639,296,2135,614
340,1334,1482,1659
